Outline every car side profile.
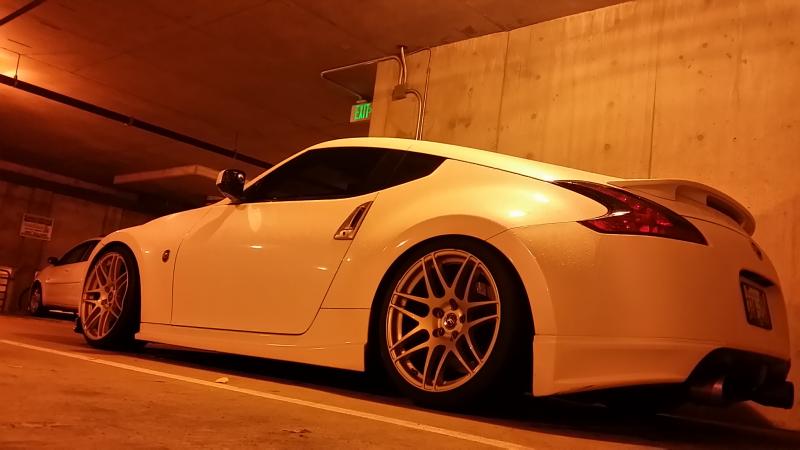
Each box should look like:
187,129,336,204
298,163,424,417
31,238,100,314
77,137,793,410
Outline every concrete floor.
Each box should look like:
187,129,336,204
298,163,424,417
1,315,799,449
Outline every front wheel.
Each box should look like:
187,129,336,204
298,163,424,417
29,285,45,316
377,238,531,408
80,247,140,348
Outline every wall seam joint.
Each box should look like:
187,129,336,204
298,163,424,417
494,31,512,152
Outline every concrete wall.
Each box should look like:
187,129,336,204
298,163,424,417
370,0,800,430
0,179,151,313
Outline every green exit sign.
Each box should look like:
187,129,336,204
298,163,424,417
350,102,372,123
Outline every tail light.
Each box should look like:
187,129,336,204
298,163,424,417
554,180,707,245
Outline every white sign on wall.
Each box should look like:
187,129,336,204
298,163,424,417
19,213,54,241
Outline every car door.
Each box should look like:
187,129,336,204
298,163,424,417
170,147,396,335
43,241,92,307
60,240,99,309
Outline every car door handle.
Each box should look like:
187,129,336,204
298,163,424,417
334,201,373,240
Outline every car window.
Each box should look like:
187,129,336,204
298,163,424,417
59,242,90,265
243,147,445,203
80,240,100,262
242,148,387,203
384,152,445,188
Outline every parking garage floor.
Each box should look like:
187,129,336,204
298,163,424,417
1,315,798,450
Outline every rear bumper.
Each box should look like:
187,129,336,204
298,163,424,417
533,335,717,394
533,335,793,408
496,219,791,399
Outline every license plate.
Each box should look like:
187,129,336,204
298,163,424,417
741,282,772,330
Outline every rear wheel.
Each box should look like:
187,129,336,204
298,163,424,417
80,247,140,348
377,238,530,408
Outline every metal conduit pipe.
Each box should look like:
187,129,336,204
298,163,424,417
397,46,421,140
405,88,424,140
0,0,46,27
0,73,272,169
399,46,409,85
410,48,432,140
396,46,432,140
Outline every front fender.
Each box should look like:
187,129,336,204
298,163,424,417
87,206,212,324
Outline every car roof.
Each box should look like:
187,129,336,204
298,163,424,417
308,137,620,183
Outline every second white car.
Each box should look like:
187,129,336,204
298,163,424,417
30,238,100,314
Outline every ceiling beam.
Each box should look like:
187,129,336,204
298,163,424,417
0,159,190,215
0,160,136,201
114,165,219,185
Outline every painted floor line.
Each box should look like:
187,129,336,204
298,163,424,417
1,339,530,449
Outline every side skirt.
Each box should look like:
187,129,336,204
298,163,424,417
136,309,370,371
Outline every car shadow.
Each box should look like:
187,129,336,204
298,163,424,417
117,342,800,450
14,314,798,449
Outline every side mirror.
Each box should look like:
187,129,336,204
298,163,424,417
47,256,59,265
216,169,246,202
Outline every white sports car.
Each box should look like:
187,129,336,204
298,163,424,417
79,138,793,409
30,238,101,314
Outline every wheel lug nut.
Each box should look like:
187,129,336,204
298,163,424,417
451,330,459,338
433,308,444,318
460,315,466,323
433,328,444,337
449,299,458,310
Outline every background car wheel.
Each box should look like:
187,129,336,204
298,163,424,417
377,237,531,408
29,284,45,316
80,246,140,349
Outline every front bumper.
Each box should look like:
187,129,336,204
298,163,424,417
494,219,791,399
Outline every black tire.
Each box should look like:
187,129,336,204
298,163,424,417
80,246,141,349
29,284,46,316
376,237,532,408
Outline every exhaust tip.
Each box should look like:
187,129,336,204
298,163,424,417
752,381,794,409
690,377,795,410
685,349,792,410
689,377,729,405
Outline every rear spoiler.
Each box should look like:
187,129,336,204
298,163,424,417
609,179,756,235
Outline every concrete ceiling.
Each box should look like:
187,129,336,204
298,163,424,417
0,0,627,207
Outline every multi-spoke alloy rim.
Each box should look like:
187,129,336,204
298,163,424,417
81,253,129,340
30,287,41,313
386,249,501,392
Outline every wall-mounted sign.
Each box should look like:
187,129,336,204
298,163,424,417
19,213,54,241
350,102,372,123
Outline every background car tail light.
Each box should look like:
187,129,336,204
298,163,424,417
553,180,708,245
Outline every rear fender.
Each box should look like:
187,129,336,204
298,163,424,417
320,214,509,311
